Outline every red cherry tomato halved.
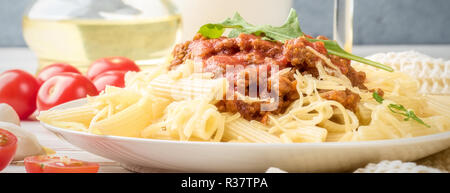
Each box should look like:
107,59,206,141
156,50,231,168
87,56,140,80
92,70,127,92
36,63,81,85
0,129,18,172
0,70,39,119
24,155,99,173
37,72,98,111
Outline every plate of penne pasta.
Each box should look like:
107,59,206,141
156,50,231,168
38,10,450,172
40,97,450,172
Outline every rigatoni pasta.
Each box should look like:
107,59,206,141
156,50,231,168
223,117,281,143
148,74,227,102
141,99,225,142
90,95,170,137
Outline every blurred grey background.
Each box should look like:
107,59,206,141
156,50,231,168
1,0,449,47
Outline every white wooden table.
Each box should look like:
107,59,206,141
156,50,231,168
0,46,449,173
3,121,131,173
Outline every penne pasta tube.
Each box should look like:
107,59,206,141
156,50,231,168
223,117,281,143
148,75,227,102
47,121,89,132
90,95,170,137
280,126,328,143
38,105,97,127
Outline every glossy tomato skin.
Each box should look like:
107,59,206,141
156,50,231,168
37,72,98,111
24,156,99,173
87,56,140,80
36,63,81,85
0,129,18,171
92,70,127,92
0,70,39,119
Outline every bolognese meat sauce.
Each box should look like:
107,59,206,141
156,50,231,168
170,33,366,123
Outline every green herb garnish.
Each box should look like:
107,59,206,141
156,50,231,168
373,92,430,127
372,91,385,103
198,8,302,41
308,39,394,71
197,8,393,72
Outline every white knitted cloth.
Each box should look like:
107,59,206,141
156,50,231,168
354,160,444,173
266,148,449,173
363,51,450,94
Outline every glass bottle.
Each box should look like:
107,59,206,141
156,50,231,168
23,0,182,73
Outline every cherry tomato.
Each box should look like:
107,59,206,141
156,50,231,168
92,70,127,92
0,129,18,171
87,56,140,80
24,155,99,173
0,70,39,119
37,72,98,111
36,63,81,85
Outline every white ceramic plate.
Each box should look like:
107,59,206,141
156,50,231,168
41,99,450,172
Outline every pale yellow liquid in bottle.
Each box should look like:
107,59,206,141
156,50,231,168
23,15,181,73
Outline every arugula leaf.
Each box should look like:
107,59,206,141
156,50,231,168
233,9,303,41
372,92,430,128
308,39,394,72
196,8,393,72
198,8,302,41
197,24,226,39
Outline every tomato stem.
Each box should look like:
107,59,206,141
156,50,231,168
0,134,6,145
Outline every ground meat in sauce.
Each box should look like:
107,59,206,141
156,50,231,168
215,71,299,123
319,89,361,110
170,33,368,122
